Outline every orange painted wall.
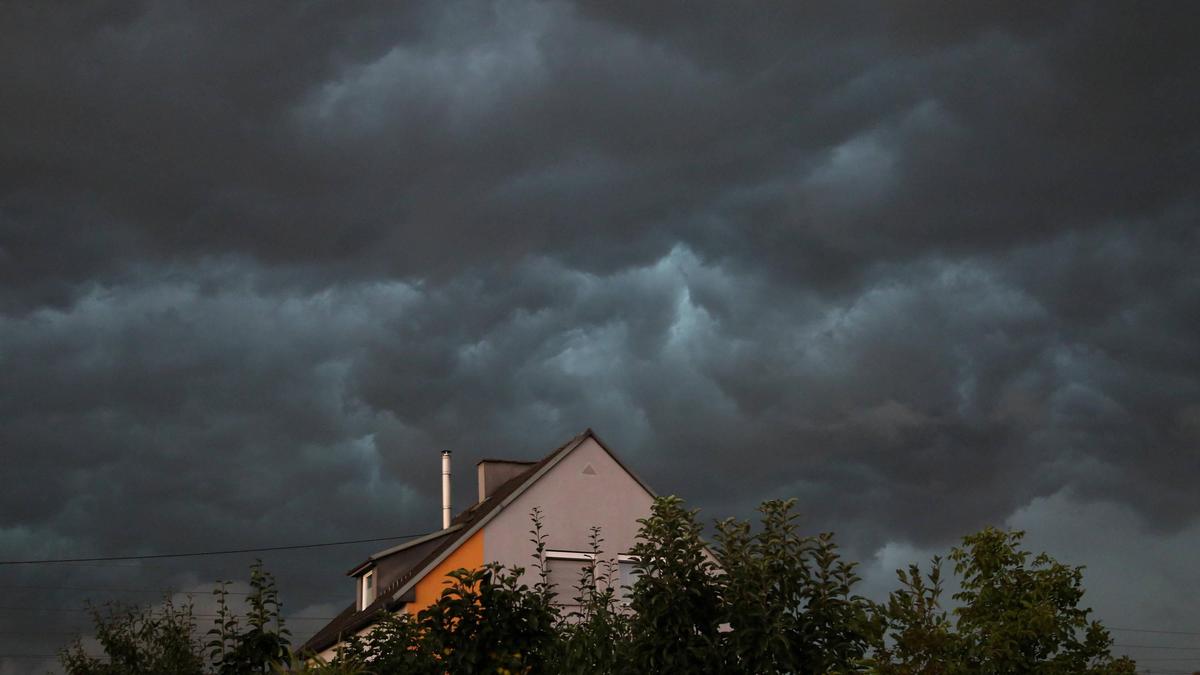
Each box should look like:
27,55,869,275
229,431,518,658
409,529,485,613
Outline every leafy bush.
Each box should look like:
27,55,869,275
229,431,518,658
948,528,1137,675
716,498,875,674
61,596,205,675
418,563,559,674
869,528,1137,675
626,495,724,673
61,500,1137,675
206,561,291,674
867,557,957,675
548,526,631,674
61,560,289,675
317,612,432,673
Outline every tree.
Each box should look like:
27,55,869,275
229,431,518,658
61,561,291,675
871,527,1136,675
949,527,1135,675
417,563,559,674
715,498,875,674
319,612,432,674
867,557,959,675
61,511,1141,675
206,560,291,674
61,596,205,675
413,508,559,674
626,495,724,673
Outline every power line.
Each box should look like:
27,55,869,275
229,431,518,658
1112,626,1200,637
0,607,337,620
4,584,244,593
0,532,427,566
1117,644,1200,651
0,584,349,600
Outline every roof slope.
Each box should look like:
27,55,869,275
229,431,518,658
301,429,603,655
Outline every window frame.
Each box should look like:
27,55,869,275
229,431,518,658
545,550,595,562
616,554,639,606
360,569,376,610
544,550,597,604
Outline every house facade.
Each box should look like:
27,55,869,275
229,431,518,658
301,429,656,660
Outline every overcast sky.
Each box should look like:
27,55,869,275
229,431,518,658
2,1,1199,670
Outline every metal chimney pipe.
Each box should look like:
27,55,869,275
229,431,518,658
441,451,452,529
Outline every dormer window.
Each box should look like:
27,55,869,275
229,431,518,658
360,569,376,609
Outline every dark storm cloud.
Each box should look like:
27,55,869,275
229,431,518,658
5,2,1194,293
2,0,1198,668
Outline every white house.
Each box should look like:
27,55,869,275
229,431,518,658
300,429,656,660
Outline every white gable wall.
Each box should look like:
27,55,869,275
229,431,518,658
481,437,655,589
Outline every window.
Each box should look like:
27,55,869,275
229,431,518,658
545,551,594,605
361,569,376,609
617,555,639,605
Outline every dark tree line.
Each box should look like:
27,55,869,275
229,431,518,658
61,497,1137,674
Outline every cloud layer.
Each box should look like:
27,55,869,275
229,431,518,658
2,1,1198,669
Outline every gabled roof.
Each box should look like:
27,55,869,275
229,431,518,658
302,428,649,655
345,524,463,577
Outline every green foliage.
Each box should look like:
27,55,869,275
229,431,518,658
948,527,1136,675
206,560,291,674
867,558,959,675
527,506,554,606
59,504,1138,675
869,527,1136,675
716,498,876,674
626,495,724,673
549,526,631,674
318,510,562,674
319,612,432,674
281,653,370,675
418,564,559,674
60,597,205,675
61,561,291,675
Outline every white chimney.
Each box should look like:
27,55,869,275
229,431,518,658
441,450,452,529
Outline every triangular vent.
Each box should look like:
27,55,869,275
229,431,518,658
581,464,597,475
